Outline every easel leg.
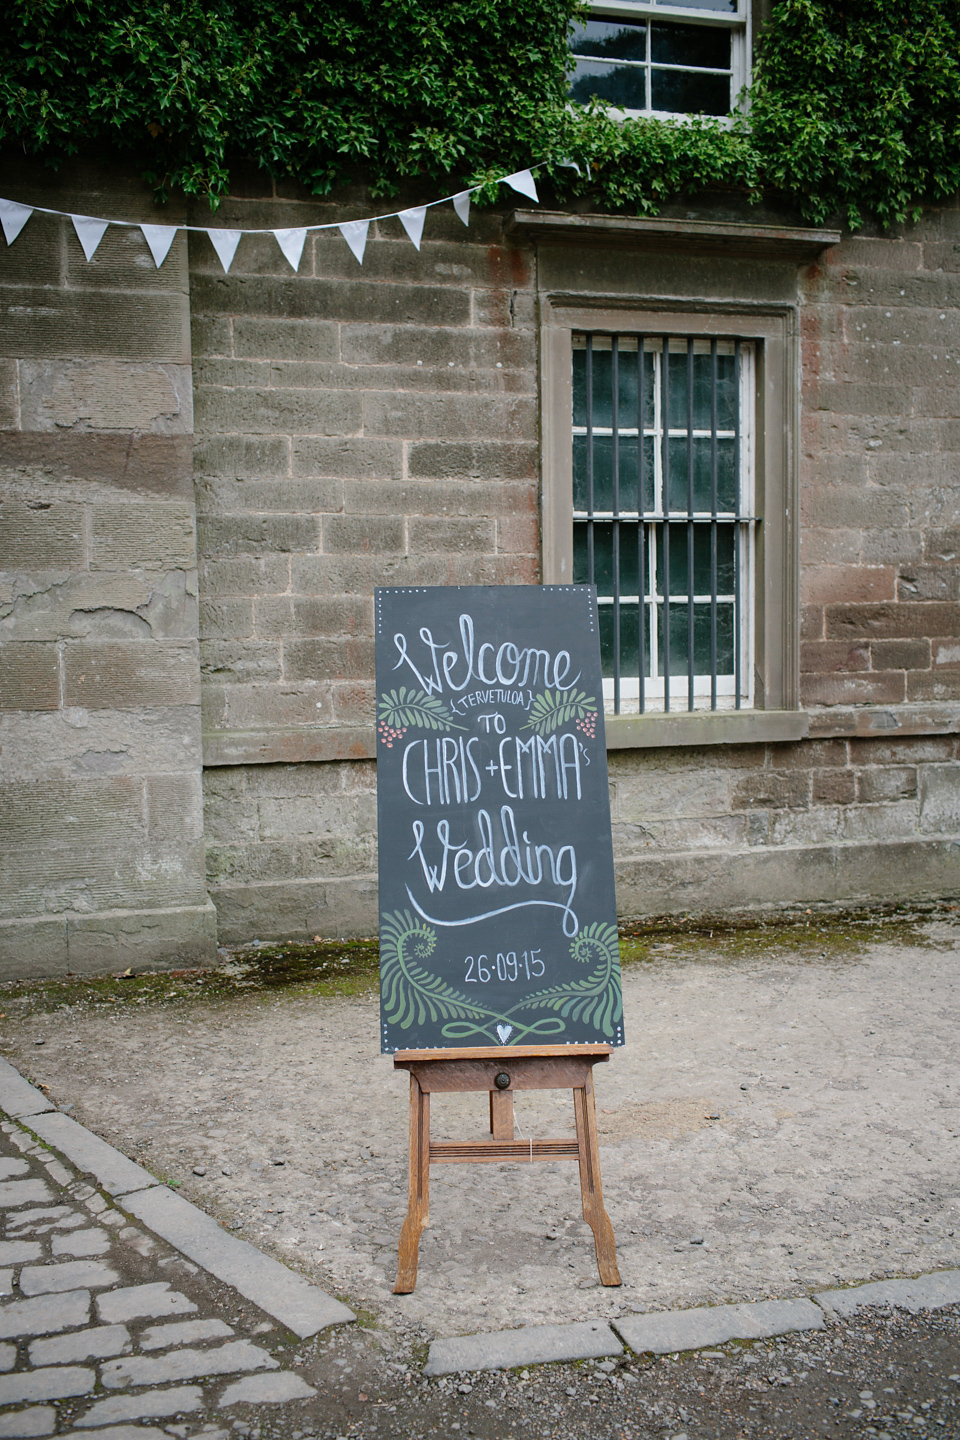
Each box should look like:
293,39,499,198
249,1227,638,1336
489,1089,515,1141
573,1071,621,1287
394,1074,429,1294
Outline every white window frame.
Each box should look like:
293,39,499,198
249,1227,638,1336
569,0,751,123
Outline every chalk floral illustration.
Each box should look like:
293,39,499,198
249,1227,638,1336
376,686,464,746
379,911,622,1045
523,689,598,737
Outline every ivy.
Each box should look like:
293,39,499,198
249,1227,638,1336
1,1,958,227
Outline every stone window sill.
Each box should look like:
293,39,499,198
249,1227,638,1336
202,703,960,767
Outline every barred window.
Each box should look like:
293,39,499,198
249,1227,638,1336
572,333,755,714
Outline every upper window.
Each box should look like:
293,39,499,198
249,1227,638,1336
568,1,749,119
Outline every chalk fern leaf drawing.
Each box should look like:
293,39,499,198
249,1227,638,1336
522,689,597,736
377,686,463,733
379,912,622,1044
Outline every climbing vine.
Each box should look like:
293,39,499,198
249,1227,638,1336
1,1,958,227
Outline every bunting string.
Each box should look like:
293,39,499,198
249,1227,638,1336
0,162,578,273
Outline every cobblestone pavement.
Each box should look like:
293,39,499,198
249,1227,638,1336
0,1115,354,1439
5,912,959,1343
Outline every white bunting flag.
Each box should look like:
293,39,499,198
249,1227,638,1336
207,228,242,273
273,227,308,272
452,191,471,227
398,206,427,251
502,169,539,203
0,199,33,246
71,215,109,261
140,224,178,268
338,219,370,265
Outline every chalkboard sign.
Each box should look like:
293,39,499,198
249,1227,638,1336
375,585,623,1054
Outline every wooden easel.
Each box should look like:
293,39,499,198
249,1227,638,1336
392,1044,621,1293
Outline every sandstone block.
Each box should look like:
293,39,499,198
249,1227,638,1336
0,646,60,711
62,640,200,708
0,501,85,570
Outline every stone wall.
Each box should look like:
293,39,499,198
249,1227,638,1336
0,165,216,975
195,189,960,941
2,169,959,967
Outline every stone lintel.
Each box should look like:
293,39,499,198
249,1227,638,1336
504,209,842,260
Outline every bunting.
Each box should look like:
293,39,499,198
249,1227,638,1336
0,163,555,270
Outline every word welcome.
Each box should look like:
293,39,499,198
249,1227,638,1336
393,613,580,697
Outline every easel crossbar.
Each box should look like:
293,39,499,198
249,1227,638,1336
430,1139,580,1163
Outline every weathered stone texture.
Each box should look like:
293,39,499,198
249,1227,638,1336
799,209,960,709
0,164,214,972
191,201,539,752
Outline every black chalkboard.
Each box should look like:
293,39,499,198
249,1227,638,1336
375,585,623,1054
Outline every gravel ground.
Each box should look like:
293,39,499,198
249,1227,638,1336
305,1301,960,1440
2,908,959,1347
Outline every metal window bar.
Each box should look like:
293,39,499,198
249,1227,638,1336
572,331,753,716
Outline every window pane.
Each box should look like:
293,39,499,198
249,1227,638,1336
650,21,729,68
574,522,646,596
667,349,736,430
569,59,647,109
570,17,647,61
599,603,649,679
657,523,734,596
659,602,734,675
664,436,737,511
651,66,730,114
655,0,736,10
574,435,655,513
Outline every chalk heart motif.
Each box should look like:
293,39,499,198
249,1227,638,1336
496,1024,514,1044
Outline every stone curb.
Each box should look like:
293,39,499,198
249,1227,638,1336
425,1270,960,1374
424,1320,622,1376
816,1271,960,1318
613,1297,824,1355
0,1056,354,1340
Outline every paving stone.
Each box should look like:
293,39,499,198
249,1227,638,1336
96,1281,197,1323
0,1161,29,1180
101,1339,278,1389
72,1430,172,1440
7,1206,78,1232
140,1317,234,1349
220,1372,317,1405
816,1270,960,1317
613,1298,825,1356
51,1228,111,1257
0,1343,15,1371
0,1406,56,1438
0,1290,90,1338
424,1321,623,1376
28,1114,154,1198
0,1271,11,1295
0,1181,52,1208
40,1160,72,1187
0,1243,42,1265
19,1260,117,1295
0,1365,94,1403
123,1185,355,1337
28,1324,130,1366
0,1060,55,1120
74,1385,205,1427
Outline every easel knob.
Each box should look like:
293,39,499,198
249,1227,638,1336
494,1071,511,1090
